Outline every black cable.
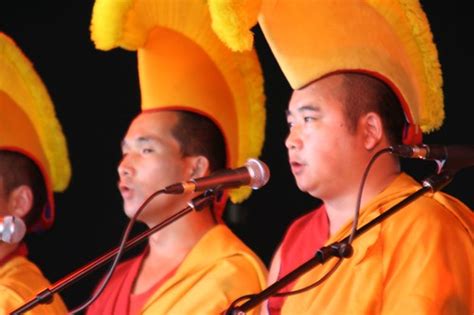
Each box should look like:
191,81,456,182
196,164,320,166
68,189,165,314
257,147,392,299
347,147,392,244
227,147,451,315
226,294,256,314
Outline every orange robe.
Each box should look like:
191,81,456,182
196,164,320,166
0,245,67,314
277,173,473,314
87,224,267,315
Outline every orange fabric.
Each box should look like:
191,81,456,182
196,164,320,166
90,0,266,204
0,92,48,175
277,173,473,314
0,32,71,194
87,225,267,315
0,247,67,314
139,28,238,167
0,33,71,231
256,0,444,134
0,94,56,231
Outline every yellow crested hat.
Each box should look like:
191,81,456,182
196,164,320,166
0,33,71,231
90,0,266,203
209,0,444,143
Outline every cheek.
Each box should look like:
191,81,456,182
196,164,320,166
0,194,11,215
143,155,187,185
302,127,350,162
301,128,332,151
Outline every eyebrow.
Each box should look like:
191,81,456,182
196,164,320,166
121,136,160,150
286,104,321,117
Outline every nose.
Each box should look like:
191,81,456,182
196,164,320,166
118,154,134,178
285,127,302,151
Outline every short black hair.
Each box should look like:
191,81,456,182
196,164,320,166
171,111,227,172
339,72,406,145
0,150,47,229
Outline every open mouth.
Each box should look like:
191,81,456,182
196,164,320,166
290,161,304,174
118,183,133,199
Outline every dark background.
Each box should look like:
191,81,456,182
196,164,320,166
1,1,472,311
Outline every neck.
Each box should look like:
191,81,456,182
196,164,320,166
0,242,20,264
130,205,217,295
325,153,400,236
145,206,217,261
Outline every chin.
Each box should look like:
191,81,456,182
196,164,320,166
295,180,310,193
123,204,138,219
296,182,318,197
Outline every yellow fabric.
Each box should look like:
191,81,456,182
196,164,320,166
281,173,473,314
0,255,67,315
141,224,267,314
0,33,71,192
0,32,71,230
90,0,266,203
208,0,262,52
209,0,443,134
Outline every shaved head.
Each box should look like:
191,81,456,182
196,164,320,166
0,150,46,229
333,72,405,144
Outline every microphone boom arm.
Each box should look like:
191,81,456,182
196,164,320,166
10,193,216,315
227,170,455,314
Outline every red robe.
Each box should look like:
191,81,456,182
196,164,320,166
87,224,267,314
267,207,329,314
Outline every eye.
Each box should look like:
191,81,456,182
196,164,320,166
304,116,316,123
287,120,294,129
142,148,154,154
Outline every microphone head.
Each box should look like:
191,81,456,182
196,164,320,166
245,158,270,190
1,216,27,244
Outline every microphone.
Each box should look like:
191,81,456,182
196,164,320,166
164,158,270,194
390,144,474,170
0,216,26,244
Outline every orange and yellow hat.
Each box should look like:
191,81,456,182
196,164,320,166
90,0,266,203
0,33,71,231
209,0,444,144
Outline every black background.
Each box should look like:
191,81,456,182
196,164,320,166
1,1,472,311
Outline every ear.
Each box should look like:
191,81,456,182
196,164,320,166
7,185,34,219
361,112,383,150
186,156,210,179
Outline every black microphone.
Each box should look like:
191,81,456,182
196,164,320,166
390,144,474,170
0,216,26,244
164,158,270,194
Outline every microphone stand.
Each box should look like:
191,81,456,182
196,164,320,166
226,170,456,315
11,193,216,315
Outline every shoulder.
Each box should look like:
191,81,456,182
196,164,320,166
0,282,26,313
0,256,67,314
185,225,267,289
379,190,473,252
200,225,265,265
182,252,266,306
0,256,48,293
385,191,472,233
